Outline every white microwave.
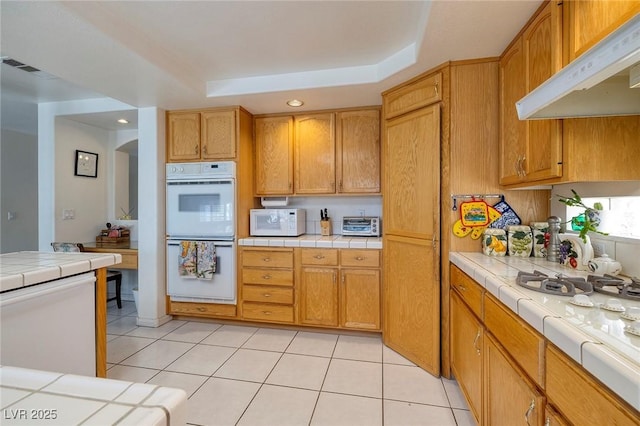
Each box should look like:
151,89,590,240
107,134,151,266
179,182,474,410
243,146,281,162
250,209,306,236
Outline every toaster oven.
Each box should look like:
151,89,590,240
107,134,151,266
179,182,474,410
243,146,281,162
341,216,381,237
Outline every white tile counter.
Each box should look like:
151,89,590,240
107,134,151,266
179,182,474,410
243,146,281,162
0,251,122,293
450,252,640,411
239,235,382,249
0,366,186,425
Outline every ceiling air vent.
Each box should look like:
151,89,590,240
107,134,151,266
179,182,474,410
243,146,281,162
1,57,57,79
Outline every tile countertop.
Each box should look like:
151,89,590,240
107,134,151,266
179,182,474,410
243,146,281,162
0,365,186,425
0,251,123,293
450,252,640,411
239,235,382,249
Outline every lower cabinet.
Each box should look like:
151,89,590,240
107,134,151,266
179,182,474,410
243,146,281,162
299,266,339,326
484,333,545,426
340,268,380,330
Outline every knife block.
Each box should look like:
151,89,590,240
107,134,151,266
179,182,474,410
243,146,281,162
320,220,332,236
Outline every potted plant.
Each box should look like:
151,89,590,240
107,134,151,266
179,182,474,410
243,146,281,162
556,189,608,243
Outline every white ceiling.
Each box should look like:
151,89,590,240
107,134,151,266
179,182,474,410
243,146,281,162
0,0,541,132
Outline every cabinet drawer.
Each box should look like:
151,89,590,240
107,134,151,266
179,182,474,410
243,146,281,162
243,285,294,304
242,302,294,323
546,345,638,426
450,265,484,319
485,294,544,387
242,269,293,286
242,249,293,268
384,72,442,119
114,253,137,269
170,301,236,317
340,249,380,268
301,248,338,266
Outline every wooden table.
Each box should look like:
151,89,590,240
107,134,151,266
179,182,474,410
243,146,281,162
82,241,138,269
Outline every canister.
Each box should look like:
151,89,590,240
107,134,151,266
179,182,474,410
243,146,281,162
482,229,507,257
506,225,532,257
530,222,549,258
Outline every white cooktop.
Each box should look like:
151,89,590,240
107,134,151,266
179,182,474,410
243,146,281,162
450,252,640,411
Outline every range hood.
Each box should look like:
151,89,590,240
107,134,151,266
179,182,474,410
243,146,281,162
517,13,640,119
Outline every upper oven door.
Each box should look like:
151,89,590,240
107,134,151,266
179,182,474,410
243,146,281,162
166,178,235,239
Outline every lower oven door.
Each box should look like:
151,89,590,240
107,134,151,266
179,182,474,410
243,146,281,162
167,240,236,304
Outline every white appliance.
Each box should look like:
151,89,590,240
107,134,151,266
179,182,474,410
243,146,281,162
250,208,306,236
166,162,237,304
0,273,96,376
517,13,640,119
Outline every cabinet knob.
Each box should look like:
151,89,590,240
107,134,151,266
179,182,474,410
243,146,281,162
194,145,199,154
263,293,271,297
262,311,272,315
197,307,206,312
434,81,439,97
203,146,207,155
355,256,364,261
263,257,271,262
314,254,325,259
458,284,467,291
262,274,271,280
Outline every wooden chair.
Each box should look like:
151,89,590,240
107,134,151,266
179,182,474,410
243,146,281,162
51,242,123,309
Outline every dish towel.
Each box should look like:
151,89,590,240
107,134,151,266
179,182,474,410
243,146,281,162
196,241,217,280
178,241,197,278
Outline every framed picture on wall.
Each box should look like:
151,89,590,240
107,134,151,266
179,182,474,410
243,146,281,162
74,150,98,178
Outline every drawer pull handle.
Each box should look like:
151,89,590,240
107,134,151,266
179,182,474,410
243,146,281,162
263,293,271,297
197,307,206,312
355,256,364,261
262,274,271,280
458,284,467,291
473,330,481,356
263,257,271,262
262,311,272,315
314,255,325,259
524,399,535,426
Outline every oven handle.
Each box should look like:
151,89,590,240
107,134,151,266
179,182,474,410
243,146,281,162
167,179,234,186
167,241,234,247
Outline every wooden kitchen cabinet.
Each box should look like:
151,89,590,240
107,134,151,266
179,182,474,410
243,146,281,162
299,267,339,327
254,116,294,195
565,0,640,62
484,333,545,426
450,291,483,424
336,109,380,194
544,405,569,426
167,108,240,162
340,249,381,330
295,113,336,194
240,247,295,323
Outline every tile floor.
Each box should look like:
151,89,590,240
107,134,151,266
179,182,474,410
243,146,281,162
106,301,474,426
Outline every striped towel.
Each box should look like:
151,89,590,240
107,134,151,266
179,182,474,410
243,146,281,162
195,241,217,280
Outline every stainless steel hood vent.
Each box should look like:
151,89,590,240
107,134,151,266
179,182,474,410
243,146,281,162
516,13,640,120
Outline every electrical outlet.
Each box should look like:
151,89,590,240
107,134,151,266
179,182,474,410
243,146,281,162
7,212,16,221
62,209,75,220
591,241,606,257
358,209,366,217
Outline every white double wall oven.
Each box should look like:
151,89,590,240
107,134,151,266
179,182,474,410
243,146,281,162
166,162,237,304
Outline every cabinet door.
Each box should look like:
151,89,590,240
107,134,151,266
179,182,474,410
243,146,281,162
499,37,527,185
201,110,236,159
295,113,336,194
484,334,545,426
255,116,294,195
167,112,201,162
340,269,380,330
383,235,439,375
384,104,440,239
450,291,483,425
567,0,640,61
523,0,563,182
545,405,569,426
299,267,339,326
336,110,380,193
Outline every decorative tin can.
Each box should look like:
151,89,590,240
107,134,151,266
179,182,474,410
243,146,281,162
506,225,533,257
482,229,507,256
530,222,549,258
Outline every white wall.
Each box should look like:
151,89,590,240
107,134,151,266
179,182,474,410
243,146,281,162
0,129,39,252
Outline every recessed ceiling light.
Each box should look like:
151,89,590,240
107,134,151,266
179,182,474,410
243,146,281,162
286,99,304,107
117,118,129,124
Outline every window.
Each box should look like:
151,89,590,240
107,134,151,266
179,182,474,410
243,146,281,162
565,196,640,239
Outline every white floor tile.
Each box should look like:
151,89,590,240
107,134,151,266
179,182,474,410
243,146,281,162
242,327,297,352
266,353,330,390
165,344,236,376
188,377,260,426
237,384,318,426
384,400,457,426
442,377,470,410
383,364,450,407
322,359,382,398
107,335,155,364
311,392,382,426
286,331,338,357
106,301,137,317
106,365,159,383
213,348,281,382
333,334,382,362
200,324,258,347
146,371,207,398
107,316,139,335
120,340,195,370
126,320,187,339
453,408,476,426
161,321,222,343
382,345,416,366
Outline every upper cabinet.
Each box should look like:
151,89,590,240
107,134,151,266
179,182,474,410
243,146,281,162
167,108,240,162
254,107,381,196
566,0,640,61
499,0,640,188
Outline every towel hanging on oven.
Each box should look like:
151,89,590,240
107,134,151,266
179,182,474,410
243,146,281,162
178,241,216,280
